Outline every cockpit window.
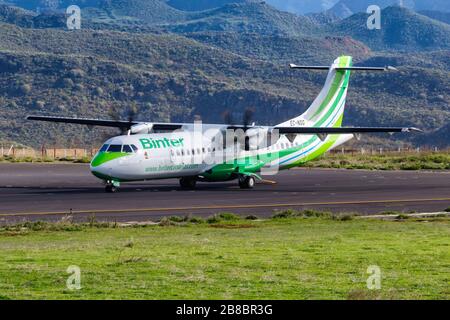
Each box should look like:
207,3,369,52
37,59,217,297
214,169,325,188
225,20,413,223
107,145,122,152
131,144,138,152
122,145,133,153
99,144,109,152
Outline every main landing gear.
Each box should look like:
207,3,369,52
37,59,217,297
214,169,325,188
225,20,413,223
180,177,197,189
238,175,255,189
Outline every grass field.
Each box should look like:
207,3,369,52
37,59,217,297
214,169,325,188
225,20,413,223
0,213,448,300
1,151,449,170
303,152,450,170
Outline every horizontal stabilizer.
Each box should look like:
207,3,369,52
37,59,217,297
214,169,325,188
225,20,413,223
289,64,397,72
274,127,422,134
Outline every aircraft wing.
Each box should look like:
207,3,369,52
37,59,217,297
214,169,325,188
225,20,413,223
26,116,183,131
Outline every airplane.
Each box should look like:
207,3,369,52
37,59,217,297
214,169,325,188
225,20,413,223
27,56,421,193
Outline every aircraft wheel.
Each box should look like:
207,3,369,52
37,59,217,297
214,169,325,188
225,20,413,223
239,176,255,189
105,184,117,193
180,177,197,189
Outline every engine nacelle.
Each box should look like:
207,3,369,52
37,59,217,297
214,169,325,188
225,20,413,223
130,123,154,134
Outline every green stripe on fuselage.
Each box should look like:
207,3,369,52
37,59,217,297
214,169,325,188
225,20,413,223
91,152,129,168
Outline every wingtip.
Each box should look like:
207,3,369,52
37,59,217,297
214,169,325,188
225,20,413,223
403,127,423,133
386,66,399,71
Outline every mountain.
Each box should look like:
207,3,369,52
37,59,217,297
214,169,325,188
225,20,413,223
166,0,247,12
332,6,450,51
1,18,448,148
186,32,371,64
307,11,341,24
419,10,450,25
98,0,186,24
0,4,70,28
328,0,450,18
0,2,448,148
266,0,339,14
163,2,319,36
0,1,102,11
414,123,450,148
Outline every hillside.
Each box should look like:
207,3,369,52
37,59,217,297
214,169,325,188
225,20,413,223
186,32,371,64
0,2,448,148
98,0,186,24
419,10,450,25
166,0,247,12
332,6,450,51
163,2,320,36
0,20,448,148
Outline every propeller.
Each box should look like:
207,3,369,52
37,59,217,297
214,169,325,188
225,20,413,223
223,108,256,151
108,103,138,135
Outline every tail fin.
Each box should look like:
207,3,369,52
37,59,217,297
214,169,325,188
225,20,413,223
278,56,353,128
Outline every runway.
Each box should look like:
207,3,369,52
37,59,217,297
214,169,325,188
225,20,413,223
0,163,449,224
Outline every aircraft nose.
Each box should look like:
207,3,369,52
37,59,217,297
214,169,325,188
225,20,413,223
90,153,113,180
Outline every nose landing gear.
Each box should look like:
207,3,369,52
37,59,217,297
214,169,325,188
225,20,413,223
105,180,120,193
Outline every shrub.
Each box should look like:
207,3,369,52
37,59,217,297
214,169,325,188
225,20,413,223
272,209,297,219
217,213,240,221
159,217,177,226
168,216,186,223
332,213,355,221
187,216,205,224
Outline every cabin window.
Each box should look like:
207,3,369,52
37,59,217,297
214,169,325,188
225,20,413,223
99,144,109,152
107,145,122,152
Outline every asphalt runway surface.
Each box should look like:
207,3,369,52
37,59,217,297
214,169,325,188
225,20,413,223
0,163,449,224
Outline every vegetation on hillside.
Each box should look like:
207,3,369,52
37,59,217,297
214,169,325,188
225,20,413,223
0,2,448,148
333,6,450,51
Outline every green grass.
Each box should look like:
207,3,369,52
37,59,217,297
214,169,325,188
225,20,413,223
0,213,448,300
304,152,450,170
0,156,91,164
2,152,449,170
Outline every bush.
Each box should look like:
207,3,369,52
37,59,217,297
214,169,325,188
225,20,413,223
168,216,186,223
217,213,240,221
187,216,205,224
333,214,354,221
272,209,297,219
159,217,177,226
